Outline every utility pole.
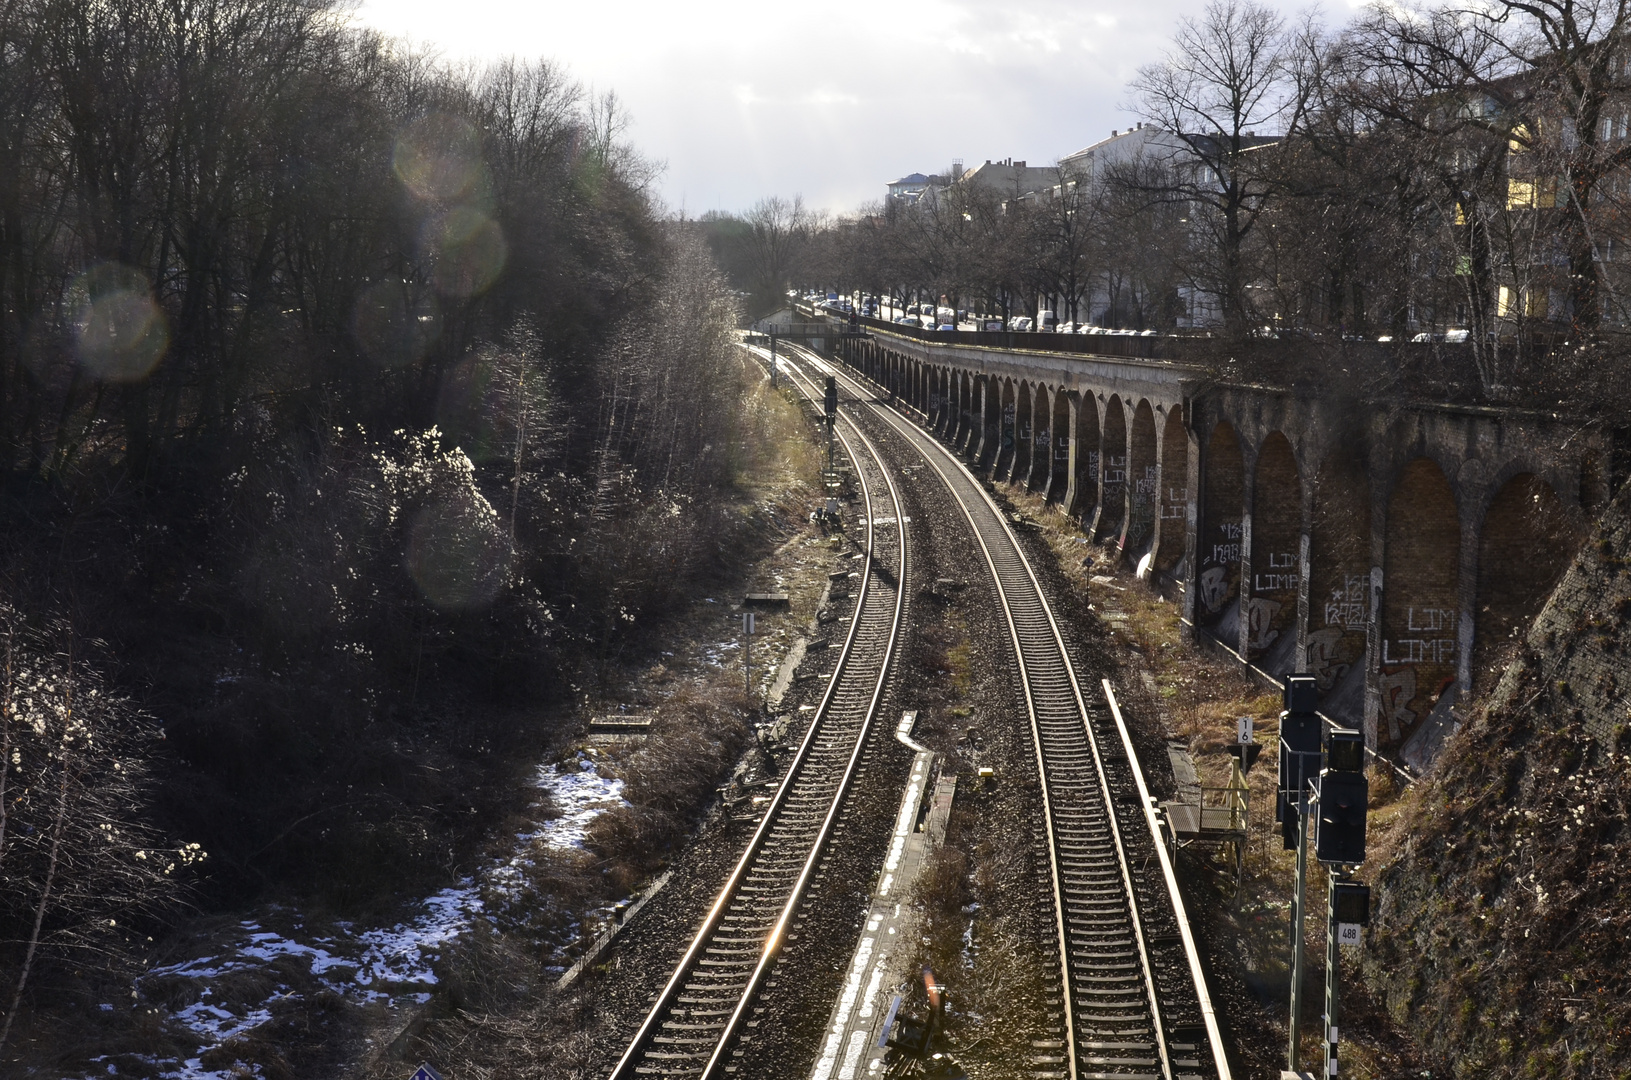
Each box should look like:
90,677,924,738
1280,679,1371,1080
824,375,838,474
1288,785,1314,1070
742,611,754,699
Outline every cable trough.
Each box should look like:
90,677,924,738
787,342,1230,1080
606,349,909,1079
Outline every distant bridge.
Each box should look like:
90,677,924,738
816,309,1623,772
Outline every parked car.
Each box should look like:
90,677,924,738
983,320,1004,331
1038,309,1057,331
1009,316,1034,332
936,323,955,331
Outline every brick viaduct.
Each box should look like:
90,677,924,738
825,324,1617,771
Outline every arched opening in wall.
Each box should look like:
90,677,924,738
1381,457,1460,763
958,371,974,449
1012,381,1034,485
981,375,1000,465
1154,405,1188,577
1473,474,1580,695
1198,421,1245,633
1048,388,1071,500
1098,396,1128,543
1248,432,1302,675
1028,385,1052,491
1074,396,1101,521
998,379,1017,477
1126,401,1158,555
1308,447,1371,725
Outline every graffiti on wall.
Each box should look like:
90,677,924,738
1034,426,1050,449
1001,404,1015,450
1105,455,1127,485
1306,626,1349,690
1252,551,1297,594
1130,465,1158,536
1324,576,1368,631
1162,485,1187,521
1377,667,1419,741
1382,608,1458,665
1200,566,1230,612
1207,521,1242,567
1244,597,1283,650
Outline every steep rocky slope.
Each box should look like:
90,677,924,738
1361,479,1631,1079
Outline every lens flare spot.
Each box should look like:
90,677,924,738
72,265,168,382
393,113,486,203
425,207,507,298
352,279,442,368
406,497,513,610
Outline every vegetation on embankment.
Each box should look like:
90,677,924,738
1362,478,1631,1080
0,1,774,1051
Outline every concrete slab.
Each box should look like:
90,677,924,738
809,714,957,1080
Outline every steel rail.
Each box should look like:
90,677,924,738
801,344,1230,1080
605,345,908,1080
1101,679,1231,1078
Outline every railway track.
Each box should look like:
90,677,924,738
777,341,1230,1080
606,351,910,1079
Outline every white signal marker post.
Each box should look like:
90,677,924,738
743,611,755,698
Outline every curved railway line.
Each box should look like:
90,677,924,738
772,339,1232,1080
606,353,911,1079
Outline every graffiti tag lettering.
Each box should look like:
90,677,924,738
1324,575,1368,630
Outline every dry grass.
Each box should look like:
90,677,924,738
1001,487,1424,1079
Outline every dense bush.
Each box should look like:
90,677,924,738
0,0,757,1041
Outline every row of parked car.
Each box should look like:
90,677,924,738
793,291,1166,336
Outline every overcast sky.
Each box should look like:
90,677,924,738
352,0,1326,218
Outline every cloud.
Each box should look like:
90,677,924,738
352,0,1249,215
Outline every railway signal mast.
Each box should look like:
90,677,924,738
1280,676,1371,1078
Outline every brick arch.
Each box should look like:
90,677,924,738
1247,432,1302,674
1074,392,1102,522
957,370,976,451
1153,405,1188,576
1011,380,1034,485
975,374,1000,466
1475,454,1586,527
1047,386,1071,501
1198,421,1245,630
1379,457,1460,750
1028,383,1052,491
1126,400,1159,555
996,378,1018,479
1098,395,1129,544
1307,446,1372,723
1472,473,1581,694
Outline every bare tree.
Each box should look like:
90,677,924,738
739,195,818,314
1127,0,1300,330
